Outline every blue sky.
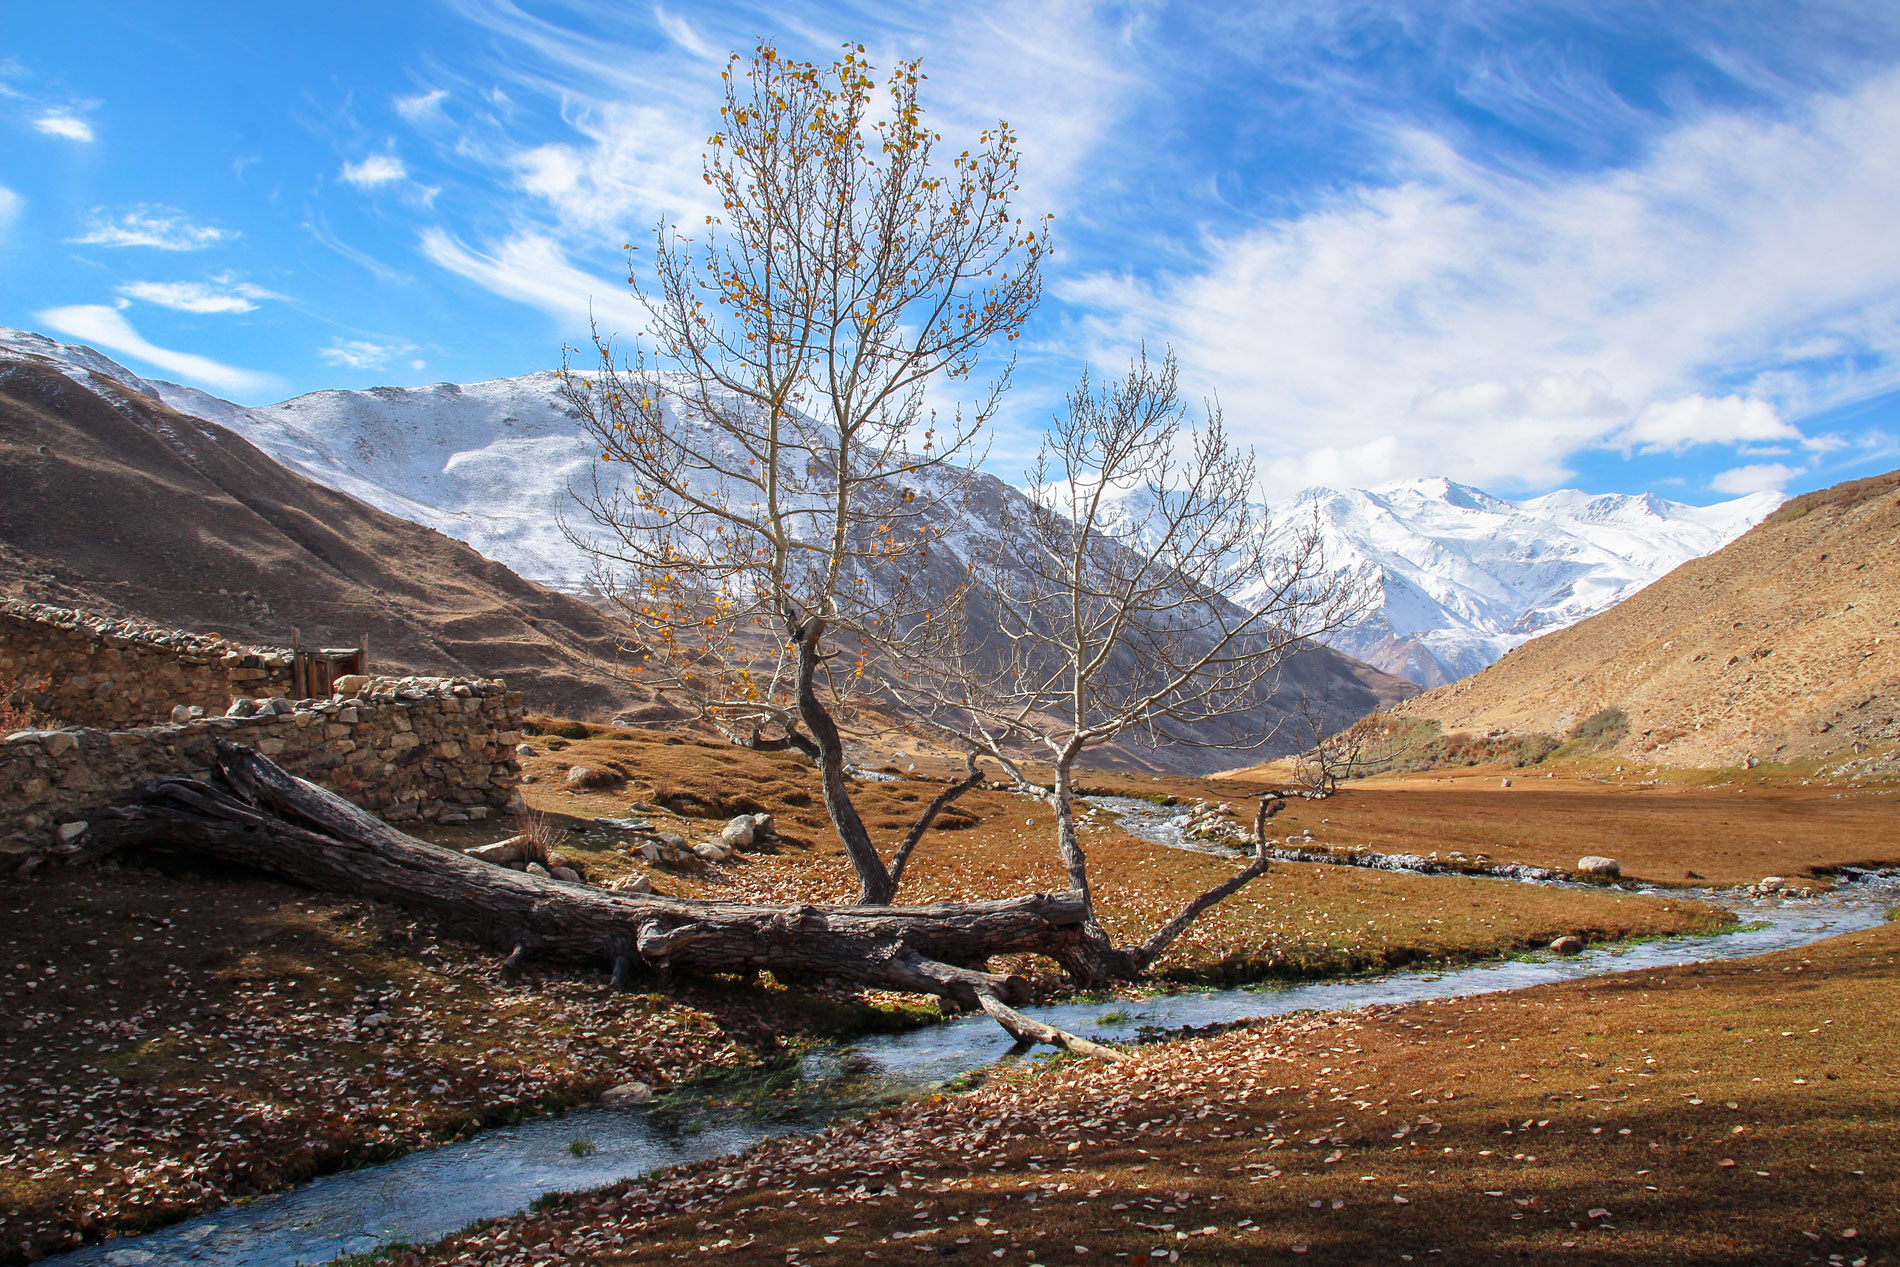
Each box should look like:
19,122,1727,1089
5,1,1900,503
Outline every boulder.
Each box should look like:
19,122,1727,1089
1758,875,1786,892
694,842,733,863
1576,856,1621,878
332,674,371,697
1549,935,1585,955
516,743,538,757
565,766,595,786
719,816,757,850
615,873,654,895
548,865,581,883
748,812,775,837
524,862,552,878
654,831,688,850
464,837,524,865
600,1081,653,1105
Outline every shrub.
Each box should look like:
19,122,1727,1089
1568,707,1630,750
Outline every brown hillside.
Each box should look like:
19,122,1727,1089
1395,468,1900,769
0,356,667,720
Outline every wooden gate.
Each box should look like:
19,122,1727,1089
290,629,369,700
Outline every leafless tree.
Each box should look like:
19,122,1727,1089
561,43,1046,905
895,349,1366,982
1284,688,1373,797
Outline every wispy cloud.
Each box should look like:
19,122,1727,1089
33,111,92,142
116,274,285,315
394,88,448,121
1710,462,1804,494
319,337,417,370
420,228,645,331
71,206,235,251
1060,66,1900,490
340,153,409,188
35,304,277,396
0,184,20,240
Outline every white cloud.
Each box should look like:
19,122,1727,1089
652,7,716,60
1619,394,1798,453
71,206,235,251
35,304,276,396
1060,67,1900,490
341,154,409,188
0,185,20,240
34,112,92,142
319,338,417,370
420,228,646,331
1709,462,1804,494
395,88,448,120
116,274,284,315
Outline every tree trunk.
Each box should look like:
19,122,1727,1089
71,740,1111,1026
791,617,897,905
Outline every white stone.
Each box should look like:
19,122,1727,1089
55,820,87,843
719,816,757,850
694,842,733,863
1576,856,1620,877
600,1081,653,1105
465,838,524,865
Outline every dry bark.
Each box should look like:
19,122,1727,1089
71,740,1123,1049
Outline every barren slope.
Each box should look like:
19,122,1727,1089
1394,469,1900,769
0,356,664,719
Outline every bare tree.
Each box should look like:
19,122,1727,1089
562,42,1046,905
896,349,1366,982
1284,687,1373,797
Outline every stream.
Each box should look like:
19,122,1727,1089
53,802,1900,1267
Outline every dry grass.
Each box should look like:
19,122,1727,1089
513,732,1726,983
0,866,913,1263
388,918,1900,1267
1207,762,1900,888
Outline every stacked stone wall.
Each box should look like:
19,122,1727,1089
0,601,296,729
2,676,524,863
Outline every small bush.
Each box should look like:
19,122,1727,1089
0,672,49,732
1568,707,1630,750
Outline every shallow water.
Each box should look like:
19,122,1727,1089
51,871,1897,1267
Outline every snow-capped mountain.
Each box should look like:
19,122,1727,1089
2,328,1777,690
1283,479,1782,685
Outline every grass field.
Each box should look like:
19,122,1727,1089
10,725,1881,1263
509,731,1727,981
386,914,1900,1266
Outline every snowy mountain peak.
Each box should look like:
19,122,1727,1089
1,328,1781,688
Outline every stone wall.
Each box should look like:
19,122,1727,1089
0,601,296,729
2,675,524,863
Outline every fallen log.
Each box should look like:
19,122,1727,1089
72,740,1119,1052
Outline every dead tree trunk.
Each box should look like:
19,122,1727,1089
71,741,1121,1048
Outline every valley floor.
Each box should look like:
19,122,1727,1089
383,914,1900,1267
3,729,1885,1263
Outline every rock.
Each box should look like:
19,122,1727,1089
655,831,688,850
42,730,77,757
600,1081,653,1105
524,862,552,878
171,704,192,724
332,674,371,697
516,743,538,756
694,842,733,863
635,841,665,864
549,864,581,882
55,820,87,843
1549,935,1585,955
749,812,776,837
616,873,653,894
719,816,757,849
1500,777,1512,788
1758,875,1786,891
437,811,470,825
226,697,257,717
361,1011,391,1027
565,766,594,786
1576,855,1621,878
464,838,524,865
